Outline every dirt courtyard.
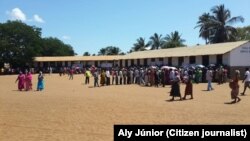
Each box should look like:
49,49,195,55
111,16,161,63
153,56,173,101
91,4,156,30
0,74,249,141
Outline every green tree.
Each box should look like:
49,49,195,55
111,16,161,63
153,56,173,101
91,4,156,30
41,37,75,56
132,37,150,51
149,33,164,50
196,4,244,43
0,20,42,68
236,26,250,41
83,52,91,56
98,46,122,55
162,31,186,48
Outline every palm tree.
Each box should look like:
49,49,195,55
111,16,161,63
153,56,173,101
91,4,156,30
132,37,150,51
163,31,186,48
196,4,244,44
149,33,164,50
210,4,244,43
195,13,212,44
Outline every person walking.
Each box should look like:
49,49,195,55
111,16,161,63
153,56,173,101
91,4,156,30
241,68,250,95
229,70,241,103
206,68,214,91
15,71,25,91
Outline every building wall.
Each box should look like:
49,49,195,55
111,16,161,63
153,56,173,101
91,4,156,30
209,55,217,64
196,56,202,65
128,60,131,66
222,52,230,65
230,42,250,67
183,56,189,66
172,57,178,66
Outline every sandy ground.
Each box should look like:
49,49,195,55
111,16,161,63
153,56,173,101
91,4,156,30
0,74,250,141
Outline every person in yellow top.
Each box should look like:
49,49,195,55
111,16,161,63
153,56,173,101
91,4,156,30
85,69,91,84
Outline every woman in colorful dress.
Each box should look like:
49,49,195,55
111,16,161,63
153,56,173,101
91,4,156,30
37,71,44,91
25,71,33,91
229,70,241,103
15,71,25,91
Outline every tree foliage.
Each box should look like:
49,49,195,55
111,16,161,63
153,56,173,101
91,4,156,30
0,20,75,68
98,46,122,55
83,51,91,56
162,31,186,48
236,26,250,41
132,37,150,51
195,4,244,44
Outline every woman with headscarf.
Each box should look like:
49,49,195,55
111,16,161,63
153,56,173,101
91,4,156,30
183,75,193,100
15,71,25,91
229,70,241,103
170,70,182,101
37,71,44,91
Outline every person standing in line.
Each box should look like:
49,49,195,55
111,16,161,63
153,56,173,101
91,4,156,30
241,68,250,95
15,71,25,91
100,70,106,86
106,69,111,85
170,71,182,101
111,69,115,85
69,68,74,80
123,68,127,85
206,68,214,91
183,75,193,100
85,68,91,84
37,71,44,91
229,70,241,103
119,69,123,85
93,69,99,87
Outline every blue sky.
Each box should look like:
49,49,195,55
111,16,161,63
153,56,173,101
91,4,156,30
0,0,250,55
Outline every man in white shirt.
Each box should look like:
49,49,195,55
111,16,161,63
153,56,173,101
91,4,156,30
206,68,214,91
241,68,250,95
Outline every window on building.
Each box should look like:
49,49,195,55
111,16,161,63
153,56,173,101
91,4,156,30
144,59,147,66
125,60,128,67
131,59,134,66
189,56,196,64
217,54,223,65
159,58,163,61
178,57,184,66
202,55,209,66
168,57,172,66
151,58,155,62
137,59,140,66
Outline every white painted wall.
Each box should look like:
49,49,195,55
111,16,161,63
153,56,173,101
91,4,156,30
230,42,250,66
222,52,230,65
209,55,217,64
172,57,178,66
128,60,131,66
140,59,144,66
163,57,168,65
196,56,202,64
183,56,189,66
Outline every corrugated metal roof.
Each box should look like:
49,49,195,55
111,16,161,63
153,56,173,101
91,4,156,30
120,40,249,59
34,41,249,62
34,55,121,62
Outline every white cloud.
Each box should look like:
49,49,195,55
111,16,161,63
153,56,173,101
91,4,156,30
8,8,26,21
62,35,71,40
33,14,45,23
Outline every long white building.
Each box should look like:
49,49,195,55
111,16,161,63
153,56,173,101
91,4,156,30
34,40,250,76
